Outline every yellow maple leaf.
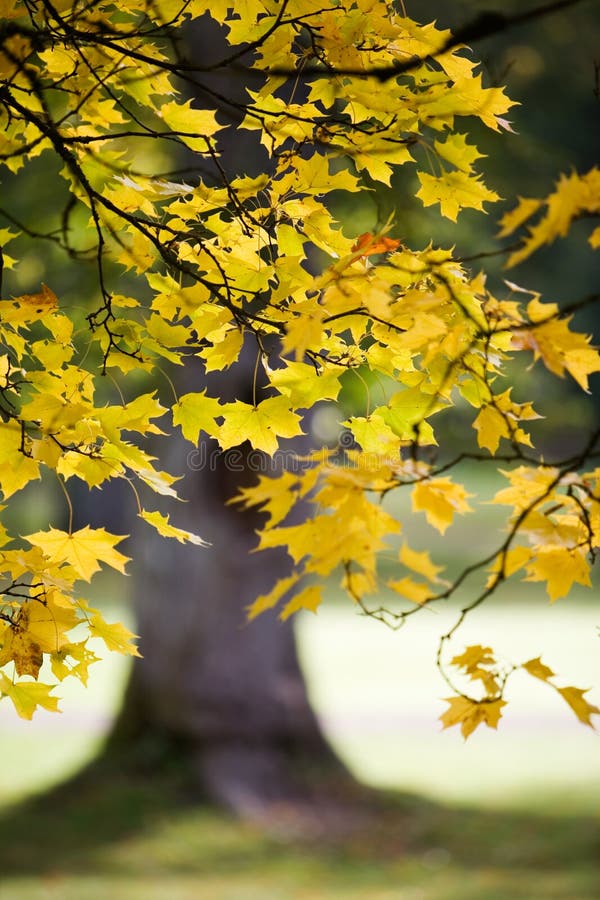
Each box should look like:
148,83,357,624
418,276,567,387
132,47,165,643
279,584,322,621
0,625,43,678
88,611,141,657
267,360,342,409
98,392,167,436
412,478,473,534
136,466,180,499
25,527,130,582
218,397,304,455
451,645,495,673
486,545,532,585
556,686,600,727
139,510,209,546
497,196,543,238
346,414,404,456
0,425,41,499
382,387,447,443
492,465,559,512
473,404,508,455
353,139,413,186
430,73,516,131
282,299,326,361
28,593,79,648
450,644,499,693
521,509,582,548
246,574,299,621
0,674,60,720
560,346,600,393
522,656,555,682
502,168,600,266
172,390,223,445
525,546,591,602
399,543,445,583
440,695,506,739
289,154,360,197
416,170,499,221
341,566,378,600
387,576,432,605
51,640,99,685
200,326,244,372
513,307,600,392
433,133,484,174
473,390,539,454
160,99,223,150
232,470,302,529
0,595,78,677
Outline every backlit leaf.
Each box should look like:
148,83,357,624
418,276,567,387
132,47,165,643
218,397,304,455
88,611,141,657
25,527,130,582
0,674,60,720
522,657,555,682
440,696,507,739
139,510,209,546
556,686,600,727
412,478,473,534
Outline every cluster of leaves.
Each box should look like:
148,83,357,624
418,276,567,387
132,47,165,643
0,0,599,733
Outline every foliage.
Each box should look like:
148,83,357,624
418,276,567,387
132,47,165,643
0,0,599,734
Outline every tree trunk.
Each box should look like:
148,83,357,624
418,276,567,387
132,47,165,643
105,18,356,824
106,360,353,820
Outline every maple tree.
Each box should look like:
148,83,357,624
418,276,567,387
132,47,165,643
0,0,599,743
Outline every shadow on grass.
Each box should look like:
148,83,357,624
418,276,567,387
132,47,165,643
0,757,598,892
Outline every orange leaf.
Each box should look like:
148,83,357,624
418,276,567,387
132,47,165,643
351,232,402,257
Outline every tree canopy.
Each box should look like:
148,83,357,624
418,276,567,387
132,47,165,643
0,0,599,738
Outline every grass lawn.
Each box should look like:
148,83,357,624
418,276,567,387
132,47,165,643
0,772,598,900
1,466,599,898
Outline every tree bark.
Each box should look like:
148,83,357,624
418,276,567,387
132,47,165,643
106,359,352,819
104,17,355,823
